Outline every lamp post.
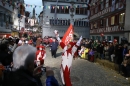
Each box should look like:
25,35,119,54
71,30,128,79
18,19,21,31
18,14,21,31
70,1,75,26
70,0,75,40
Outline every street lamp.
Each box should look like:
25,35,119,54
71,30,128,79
18,19,21,31
70,1,75,26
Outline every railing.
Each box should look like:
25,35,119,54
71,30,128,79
49,19,89,27
90,25,124,34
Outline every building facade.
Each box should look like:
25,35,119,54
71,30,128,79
0,0,25,38
89,0,127,43
42,0,90,38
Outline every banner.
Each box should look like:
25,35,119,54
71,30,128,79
62,24,74,45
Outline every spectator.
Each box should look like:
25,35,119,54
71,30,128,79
3,45,43,86
50,38,59,58
121,54,130,78
46,67,59,86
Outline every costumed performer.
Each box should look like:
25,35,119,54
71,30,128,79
54,30,82,86
35,45,46,66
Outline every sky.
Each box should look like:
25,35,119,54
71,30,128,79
24,0,43,17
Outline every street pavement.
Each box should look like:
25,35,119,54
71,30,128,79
41,47,130,86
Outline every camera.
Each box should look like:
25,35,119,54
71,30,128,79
41,67,46,72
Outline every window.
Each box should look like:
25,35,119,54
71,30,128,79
119,13,125,23
0,13,4,27
65,8,69,13
94,22,97,28
111,16,115,25
101,2,104,10
106,0,109,8
57,20,60,25
95,7,98,13
68,20,70,25
92,36,95,40
50,19,52,25
60,7,64,13
85,8,88,14
106,18,108,26
79,21,81,26
100,20,104,26
51,6,55,13
6,15,9,22
62,20,65,25
50,5,69,14
107,36,111,41
80,8,84,14
65,20,67,25
57,7,60,13
91,9,93,15
76,8,80,14
91,23,93,29
76,8,88,15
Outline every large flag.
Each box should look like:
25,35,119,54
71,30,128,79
62,24,74,45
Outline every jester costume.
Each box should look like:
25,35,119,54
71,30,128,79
36,45,46,66
54,30,82,86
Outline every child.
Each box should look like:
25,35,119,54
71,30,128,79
46,67,59,86
88,48,94,62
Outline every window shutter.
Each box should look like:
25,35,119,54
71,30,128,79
108,17,111,26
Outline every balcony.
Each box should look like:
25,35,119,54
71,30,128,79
49,19,89,27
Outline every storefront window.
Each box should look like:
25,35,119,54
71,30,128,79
107,36,111,41
96,36,100,41
92,36,95,40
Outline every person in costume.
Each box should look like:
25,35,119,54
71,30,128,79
54,30,82,86
36,45,46,66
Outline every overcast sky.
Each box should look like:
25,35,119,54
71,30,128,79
24,0,43,17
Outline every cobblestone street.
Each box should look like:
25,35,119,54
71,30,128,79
41,48,130,86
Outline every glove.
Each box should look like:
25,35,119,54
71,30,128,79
76,36,82,46
54,30,59,37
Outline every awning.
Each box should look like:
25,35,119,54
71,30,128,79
0,33,11,38
0,28,11,33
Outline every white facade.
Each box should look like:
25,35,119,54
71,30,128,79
42,0,90,38
0,1,25,33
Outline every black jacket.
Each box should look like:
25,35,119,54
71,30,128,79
3,69,40,86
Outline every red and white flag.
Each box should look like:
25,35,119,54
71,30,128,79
62,24,74,45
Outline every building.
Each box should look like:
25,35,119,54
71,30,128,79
42,0,90,38
26,8,39,36
89,0,127,43
38,11,43,29
0,0,25,38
